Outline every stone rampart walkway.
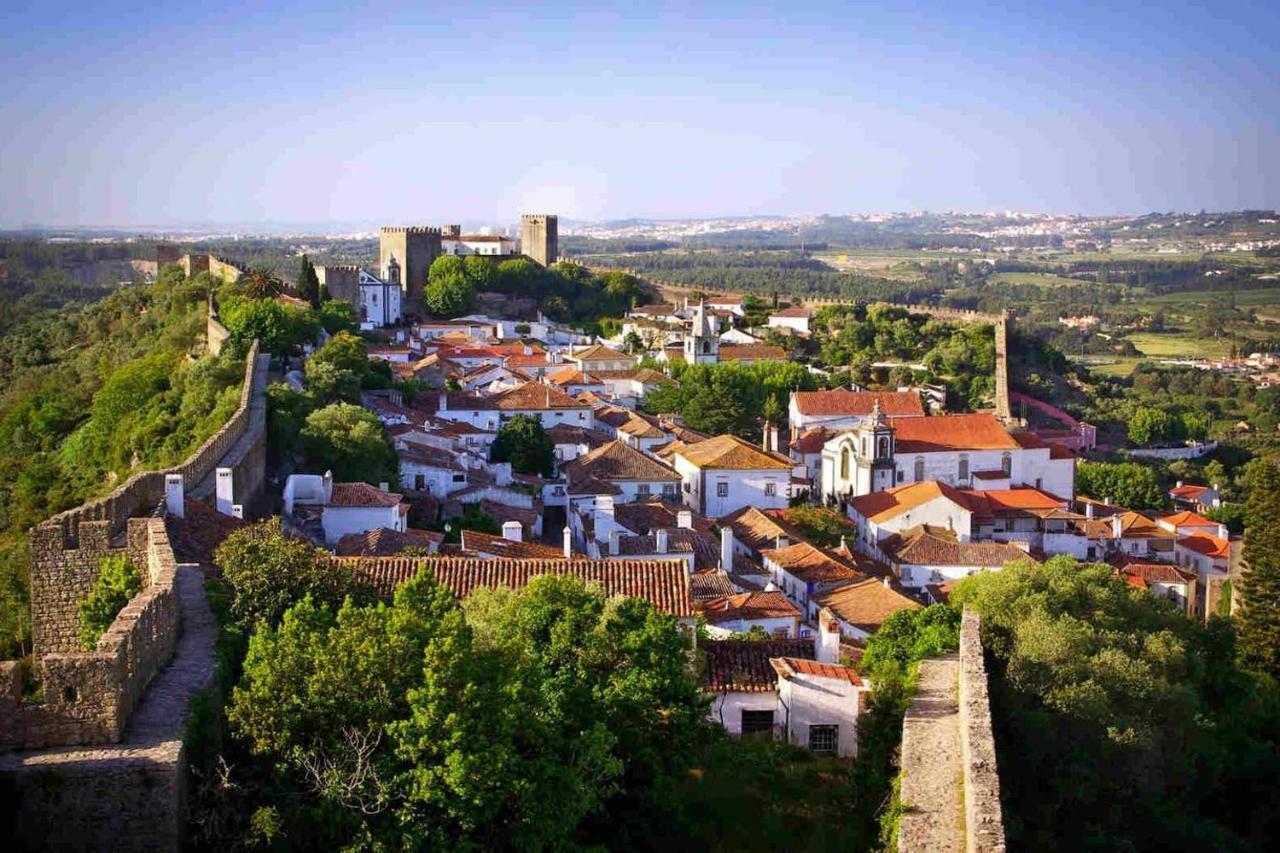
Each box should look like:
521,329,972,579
898,652,964,852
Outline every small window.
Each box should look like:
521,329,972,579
808,724,839,755
958,455,969,481
717,483,729,498
914,456,925,482
741,710,775,737
415,474,425,490
637,484,651,497
452,473,466,483
764,482,776,496
663,483,677,496
1001,452,1012,476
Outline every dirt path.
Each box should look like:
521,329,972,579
897,652,964,852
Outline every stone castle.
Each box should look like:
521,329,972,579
520,213,558,267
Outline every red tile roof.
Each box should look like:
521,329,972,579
892,413,1020,453
771,657,863,687
459,530,566,560
561,440,681,491
342,555,695,615
1169,484,1212,500
791,390,925,418
1110,556,1196,585
879,525,1032,568
1159,510,1218,529
701,590,800,624
1178,533,1230,559
334,527,443,557
762,541,862,583
770,306,812,318
815,577,921,632
703,639,815,692
719,344,788,361
615,498,714,536
329,482,403,508
689,569,738,601
495,381,590,410
849,481,969,524
674,434,794,470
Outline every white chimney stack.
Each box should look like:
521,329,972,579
1111,514,1123,539
816,608,841,663
775,534,789,550
215,467,234,517
1085,502,1094,520
655,528,669,554
379,481,390,493
164,474,184,519
563,526,572,559
502,520,523,542
720,527,735,571
322,470,334,504
1176,480,1184,489
232,504,244,519
677,510,693,529
609,528,623,555
1218,524,1229,541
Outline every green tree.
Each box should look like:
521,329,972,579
265,382,315,458
220,296,319,356
1238,461,1280,677
215,518,369,631
1075,461,1165,509
300,403,399,485
424,256,475,317
297,255,321,308
1127,406,1176,446
304,332,369,403
318,299,357,335
490,414,555,476
238,267,286,300
952,556,1280,850
78,553,141,649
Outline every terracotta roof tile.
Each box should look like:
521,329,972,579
848,481,968,524
334,527,442,557
1159,510,1218,529
791,390,925,417
561,440,681,489
718,506,794,552
689,569,738,601
459,530,566,560
815,578,921,632
704,639,815,692
762,541,862,583
879,525,1031,568
892,413,1019,453
675,434,794,470
1169,484,1212,500
701,590,800,624
770,657,864,687
343,555,694,615
615,498,714,535
1178,533,1230,559
329,482,403,508
494,382,590,410
719,344,788,361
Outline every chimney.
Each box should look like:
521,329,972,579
882,576,891,587
1111,514,1123,539
1176,480,1184,489
215,467,234,516
563,526,572,559
775,534,789,550
232,504,244,519
609,528,623,555
677,510,693,529
594,495,616,543
502,520,523,542
1218,524,1229,541
322,470,334,504
439,391,448,412
379,481,390,493
523,344,532,356
164,474,184,519
720,527,735,570
1085,502,1094,520
655,528,669,554
762,421,771,452
816,608,841,663
839,534,849,554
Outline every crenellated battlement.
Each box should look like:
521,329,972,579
381,225,442,235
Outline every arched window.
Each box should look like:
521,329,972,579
1001,452,1012,476
958,454,969,481
702,340,710,354
877,437,889,458
914,456,925,482
840,446,851,480
861,437,868,457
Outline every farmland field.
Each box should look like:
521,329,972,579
1126,331,1234,358
990,271,1092,287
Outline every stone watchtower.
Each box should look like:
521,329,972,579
380,226,441,315
520,214,558,267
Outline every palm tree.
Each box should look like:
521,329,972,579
239,267,285,299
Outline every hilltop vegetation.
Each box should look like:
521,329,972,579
0,261,248,659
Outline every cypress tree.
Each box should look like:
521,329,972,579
1238,461,1280,677
297,254,321,308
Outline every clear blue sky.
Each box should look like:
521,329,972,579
2,0,1277,227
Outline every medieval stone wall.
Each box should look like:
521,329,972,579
957,608,1006,851
2,519,179,751
380,226,441,314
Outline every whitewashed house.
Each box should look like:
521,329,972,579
666,434,795,517
282,473,408,546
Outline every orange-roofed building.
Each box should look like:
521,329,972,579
820,411,1075,504
669,434,797,517
789,390,925,436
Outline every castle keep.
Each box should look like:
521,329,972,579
380,226,442,315
521,213,559,266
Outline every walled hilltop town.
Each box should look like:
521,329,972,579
0,211,1254,852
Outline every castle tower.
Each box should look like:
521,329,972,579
520,214,558,266
683,298,720,364
441,224,461,238
380,226,442,316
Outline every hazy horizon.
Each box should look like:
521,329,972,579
3,0,1278,227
